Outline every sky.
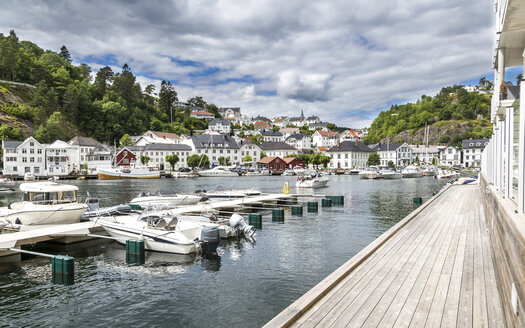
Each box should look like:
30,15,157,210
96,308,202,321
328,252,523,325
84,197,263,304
0,0,508,128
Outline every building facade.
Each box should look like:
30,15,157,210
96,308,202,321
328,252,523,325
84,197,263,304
372,142,412,167
1,137,46,177
462,139,489,168
439,146,462,167
327,141,373,169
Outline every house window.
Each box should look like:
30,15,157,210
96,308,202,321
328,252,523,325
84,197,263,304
30,149,34,154
22,149,27,154
22,157,27,162
30,157,34,163
30,142,34,146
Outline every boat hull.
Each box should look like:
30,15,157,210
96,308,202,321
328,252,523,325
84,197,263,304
0,203,88,225
402,172,423,178
130,195,202,207
359,172,381,179
296,178,329,188
382,173,402,179
97,168,160,180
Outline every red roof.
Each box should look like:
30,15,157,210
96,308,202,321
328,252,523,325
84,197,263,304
316,130,338,137
257,156,280,163
150,131,180,140
317,146,328,151
282,157,299,164
254,121,268,129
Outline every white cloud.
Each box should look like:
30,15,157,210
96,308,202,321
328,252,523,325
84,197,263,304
0,0,494,127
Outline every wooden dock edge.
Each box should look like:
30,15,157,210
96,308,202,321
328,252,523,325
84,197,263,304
264,184,454,328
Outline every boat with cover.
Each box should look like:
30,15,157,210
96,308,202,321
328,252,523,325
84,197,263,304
282,169,296,176
296,171,329,188
197,166,240,177
401,165,423,178
359,167,381,179
130,190,203,207
97,210,222,254
97,167,160,179
0,182,88,225
381,169,402,179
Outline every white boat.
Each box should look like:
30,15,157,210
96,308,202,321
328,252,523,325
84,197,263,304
197,166,239,177
282,170,296,176
0,177,15,185
48,176,60,182
437,169,460,179
401,165,423,178
349,168,362,175
24,172,35,181
358,167,381,179
130,190,203,207
422,166,438,177
199,188,262,200
0,182,88,225
296,171,329,188
97,167,160,179
246,169,272,176
0,187,15,193
0,221,4,232
97,211,221,255
381,170,402,179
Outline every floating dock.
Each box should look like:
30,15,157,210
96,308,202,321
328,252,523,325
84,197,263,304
265,184,505,327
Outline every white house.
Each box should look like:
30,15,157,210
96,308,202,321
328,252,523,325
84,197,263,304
182,134,240,165
139,143,192,170
339,129,360,142
46,140,79,176
218,107,241,119
135,131,181,146
308,122,328,130
409,144,443,165
306,115,320,125
1,137,46,177
279,127,300,139
68,136,112,173
259,142,298,158
190,111,215,119
260,131,284,142
208,119,232,134
238,140,262,163
285,133,312,152
312,130,340,148
462,139,488,168
371,142,413,167
272,117,289,128
327,141,373,169
439,146,462,167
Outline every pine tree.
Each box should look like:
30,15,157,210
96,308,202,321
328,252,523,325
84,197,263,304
60,45,72,63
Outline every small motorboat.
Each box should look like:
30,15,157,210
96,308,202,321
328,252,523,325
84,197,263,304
245,169,272,176
23,172,35,181
282,170,295,176
0,182,88,225
349,168,362,175
48,176,60,182
0,177,15,185
437,169,460,179
197,166,240,177
97,211,221,255
296,171,329,188
359,167,381,179
401,165,423,178
381,170,402,179
197,188,261,201
130,190,204,207
422,166,438,177
0,187,15,193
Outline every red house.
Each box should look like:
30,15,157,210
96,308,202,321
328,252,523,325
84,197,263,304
115,146,141,166
282,157,304,170
257,156,285,172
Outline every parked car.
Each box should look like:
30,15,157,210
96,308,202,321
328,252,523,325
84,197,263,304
178,167,191,172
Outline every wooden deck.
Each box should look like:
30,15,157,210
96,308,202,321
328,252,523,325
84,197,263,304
265,185,506,327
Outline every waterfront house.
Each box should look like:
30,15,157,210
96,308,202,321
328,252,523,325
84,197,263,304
462,138,488,168
409,144,442,165
238,140,262,163
135,130,181,146
312,130,340,148
182,134,240,165
208,119,231,134
1,137,46,178
371,142,413,167
190,111,215,119
68,136,113,173
327,140,373,169
259,142,297,158
139,143,192,170
282,157,304,170
115,145,143,167
257,156,285,172
46,140,79,176
285,133,312,152
439,146,462,167
218,107,241,119
261,130,284,142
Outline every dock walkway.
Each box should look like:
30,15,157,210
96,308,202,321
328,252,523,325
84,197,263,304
265,185,505,327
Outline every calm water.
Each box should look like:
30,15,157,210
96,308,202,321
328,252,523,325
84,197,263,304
0,175,446,328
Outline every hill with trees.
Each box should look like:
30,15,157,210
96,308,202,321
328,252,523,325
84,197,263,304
0,30,219,144
364,85,494,148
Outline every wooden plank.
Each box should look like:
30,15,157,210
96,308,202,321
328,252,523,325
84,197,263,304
472,190,489,328
293,193,444,328
345,188,459,328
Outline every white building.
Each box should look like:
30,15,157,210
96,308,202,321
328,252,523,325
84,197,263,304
1,137,46,177
135,131,181,146
139,143,192,170
238,140,262,163
327,141,373,169
182,134,240,165
68,136,112,173
285,133,312,152
339,129,360,142
306,116,320,125
312,130,340,148
308,122,328,131
218,107,241,119
279,127,300,139
260,131,284,142
208,119,232,134
190,111,215,119
462,139,488,168
259,142,298,158
46,140,79,176
439,146,462,167
409,144,443,165
272,117,289,128
371,142,413,167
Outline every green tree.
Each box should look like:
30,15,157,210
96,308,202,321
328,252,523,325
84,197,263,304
34,112,73,143
297,154,312,167
367,152,380,166
218,156,230,166
93,66,114,99
260,151,267,159
187,154,209,168
326,123,338,131
187,96,206,108
159,80,178,122
251,134,263,145
243,155,253,162
119,133,133,147
388,160,395,168
140,155,150,166
165,154,180,171
517,73,523,87
272,125,280,132
320,155,331,168
59,45,72,63
111,63,137,105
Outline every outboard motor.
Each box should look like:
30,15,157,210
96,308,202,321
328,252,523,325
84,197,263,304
200,226,221,254
229,213,256,238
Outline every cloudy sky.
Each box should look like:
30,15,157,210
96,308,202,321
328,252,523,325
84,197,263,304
0,0,502,128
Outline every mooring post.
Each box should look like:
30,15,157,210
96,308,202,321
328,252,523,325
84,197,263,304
291,205,303,216
51,255,75,285
248,213,263,229
307,201,318,213
126,240,145,265
272,208,285,222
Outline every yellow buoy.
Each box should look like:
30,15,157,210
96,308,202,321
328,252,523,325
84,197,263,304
282,182,290,195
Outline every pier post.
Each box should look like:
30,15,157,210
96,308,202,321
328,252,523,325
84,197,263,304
126,240,145,265
272,209,285,222
322,198,332,207
51,255,75,285
248,213,263,229
291,205,303,216
307,201,318,213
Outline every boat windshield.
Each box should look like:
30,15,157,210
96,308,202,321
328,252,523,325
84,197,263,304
24,190,77,204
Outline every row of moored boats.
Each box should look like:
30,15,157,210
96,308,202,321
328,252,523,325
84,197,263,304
357,165,461,180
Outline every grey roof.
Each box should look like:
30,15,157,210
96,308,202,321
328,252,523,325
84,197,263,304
306,116,319,120
218,107,240,113
372,142,404,151
253,116,271,122
144,143,192,151
69,136,105,148
2,140,23,148
191,135,240,149
286,133,309,141
259,142,297,151
462,139,489,149
328,141,374,152
289,117,303,122
209,119,230,126
238,139,255,147
308,122,327,128
261,131,283,137
122,145,144,152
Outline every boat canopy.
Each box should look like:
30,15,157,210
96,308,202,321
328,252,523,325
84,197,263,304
20,182,79,192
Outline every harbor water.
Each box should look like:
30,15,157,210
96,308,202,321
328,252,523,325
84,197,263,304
0,175,447,327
